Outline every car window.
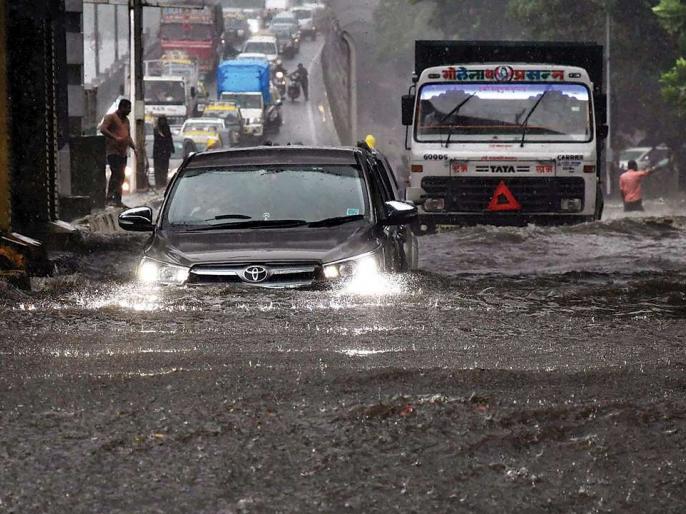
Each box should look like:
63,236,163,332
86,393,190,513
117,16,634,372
165,165,370,227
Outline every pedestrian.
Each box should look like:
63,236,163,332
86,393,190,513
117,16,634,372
296,63,309,101
619,159,654,212
99,98,136,207
153,115,174,189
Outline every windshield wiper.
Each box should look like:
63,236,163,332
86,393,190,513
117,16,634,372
308,214,364,228
205,214,252,221
519,90,549,148
187,219,308,231
439,93,477,148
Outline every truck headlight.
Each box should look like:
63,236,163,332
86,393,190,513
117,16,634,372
138,257,189,285
323,251,380,281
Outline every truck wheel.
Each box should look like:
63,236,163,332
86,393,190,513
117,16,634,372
594,183,604,221
412,220,436,236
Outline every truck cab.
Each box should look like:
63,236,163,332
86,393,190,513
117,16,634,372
143,75,188,130
402,41,608,230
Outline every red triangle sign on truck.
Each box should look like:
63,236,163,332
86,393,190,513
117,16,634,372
487,181,522,212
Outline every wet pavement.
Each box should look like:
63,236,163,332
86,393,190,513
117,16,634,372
2,199,686,512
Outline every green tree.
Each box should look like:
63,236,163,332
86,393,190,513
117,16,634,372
655,0,686,117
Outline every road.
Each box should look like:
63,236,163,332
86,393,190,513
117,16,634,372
3,19,686,514
270,36,339,147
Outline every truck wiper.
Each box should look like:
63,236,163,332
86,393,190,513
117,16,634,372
308,214,364,227
439,93,477,148
519,90,549,148
187,219,308,231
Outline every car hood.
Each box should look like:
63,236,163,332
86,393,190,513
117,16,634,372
147,221,379,267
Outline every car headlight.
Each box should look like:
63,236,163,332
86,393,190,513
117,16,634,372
138,257,189,285
323,251,380,281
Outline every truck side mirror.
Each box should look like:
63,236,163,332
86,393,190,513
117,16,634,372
190,87,197,98
401,95,415,126
598,124,609,140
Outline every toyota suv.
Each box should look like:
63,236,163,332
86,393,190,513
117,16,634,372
118,146,418,288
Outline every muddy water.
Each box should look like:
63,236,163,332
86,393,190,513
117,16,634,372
2,203,686,512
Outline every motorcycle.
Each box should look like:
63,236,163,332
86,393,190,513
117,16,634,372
287,71,302,102
288,73,300,102
273,71,287,97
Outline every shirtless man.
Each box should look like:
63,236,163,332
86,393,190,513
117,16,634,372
99,99,137,207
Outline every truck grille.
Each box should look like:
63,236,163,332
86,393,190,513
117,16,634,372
421,177,586,213
188,263,319,287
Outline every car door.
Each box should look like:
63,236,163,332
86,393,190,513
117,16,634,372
362,153,407,272
370,153,418,271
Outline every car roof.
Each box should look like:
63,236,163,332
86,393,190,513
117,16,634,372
184,146,362,169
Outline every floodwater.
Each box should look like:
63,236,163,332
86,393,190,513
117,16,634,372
2,199,686,512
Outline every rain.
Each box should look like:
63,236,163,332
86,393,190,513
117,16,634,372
2,0,686,512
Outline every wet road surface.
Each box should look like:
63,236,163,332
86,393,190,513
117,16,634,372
2,201,686,512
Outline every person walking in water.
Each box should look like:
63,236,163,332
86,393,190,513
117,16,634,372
619,159,654,212
99,98,137,207
153,115,174,189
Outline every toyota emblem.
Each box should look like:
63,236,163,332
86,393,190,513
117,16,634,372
243,265,269,283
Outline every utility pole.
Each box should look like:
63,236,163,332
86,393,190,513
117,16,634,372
131,0,146,191
605,2,613,196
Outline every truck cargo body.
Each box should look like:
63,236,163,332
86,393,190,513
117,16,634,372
404,41,607,228
160,3,225,76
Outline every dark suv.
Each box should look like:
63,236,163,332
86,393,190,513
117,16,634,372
118,146,418,288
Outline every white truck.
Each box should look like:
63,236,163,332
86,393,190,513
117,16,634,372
402,41,608,230
143,75,189,130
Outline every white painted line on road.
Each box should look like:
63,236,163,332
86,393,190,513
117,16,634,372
307,41,325,145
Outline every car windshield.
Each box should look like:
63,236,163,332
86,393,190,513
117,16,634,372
292,9,312,19
160,23,213,41
144,80,185,105
416,83,592,143
165,165,369,227
271,26,292,37
220,93,262,109
619,149,648,162
243,42,277,55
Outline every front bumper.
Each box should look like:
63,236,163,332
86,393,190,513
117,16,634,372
415,212,592,228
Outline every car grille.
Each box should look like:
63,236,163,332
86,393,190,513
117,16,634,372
421,177,586,213
187,262,319,287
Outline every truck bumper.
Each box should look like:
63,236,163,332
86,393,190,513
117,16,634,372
243,124,264,137
414,211,592,231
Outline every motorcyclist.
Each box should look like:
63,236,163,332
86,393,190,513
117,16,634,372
295,63,309,101
273,59,288,77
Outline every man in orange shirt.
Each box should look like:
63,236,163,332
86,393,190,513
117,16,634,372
99,99,137,207
619,159,654,212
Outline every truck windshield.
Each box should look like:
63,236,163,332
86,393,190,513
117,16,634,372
160,23,213,41
220,93,262,109
144,80,185,105
416,83,592,143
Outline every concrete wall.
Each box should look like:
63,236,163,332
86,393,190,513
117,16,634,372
321,19,353,145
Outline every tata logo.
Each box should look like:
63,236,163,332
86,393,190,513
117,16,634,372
494,66,514,82
423,154,448,161
491,165,516,173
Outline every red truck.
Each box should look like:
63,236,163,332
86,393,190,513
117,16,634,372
159,2,224,77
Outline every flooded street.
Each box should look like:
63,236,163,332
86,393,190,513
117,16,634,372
2,201,686,512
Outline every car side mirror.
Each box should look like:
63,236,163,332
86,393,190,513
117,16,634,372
118,206,154,232
401,95,415,126
598,124,609,140
383,200,417,225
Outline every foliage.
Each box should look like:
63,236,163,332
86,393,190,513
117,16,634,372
655,0,686,118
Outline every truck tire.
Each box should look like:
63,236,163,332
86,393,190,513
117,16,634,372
594,183,604,221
